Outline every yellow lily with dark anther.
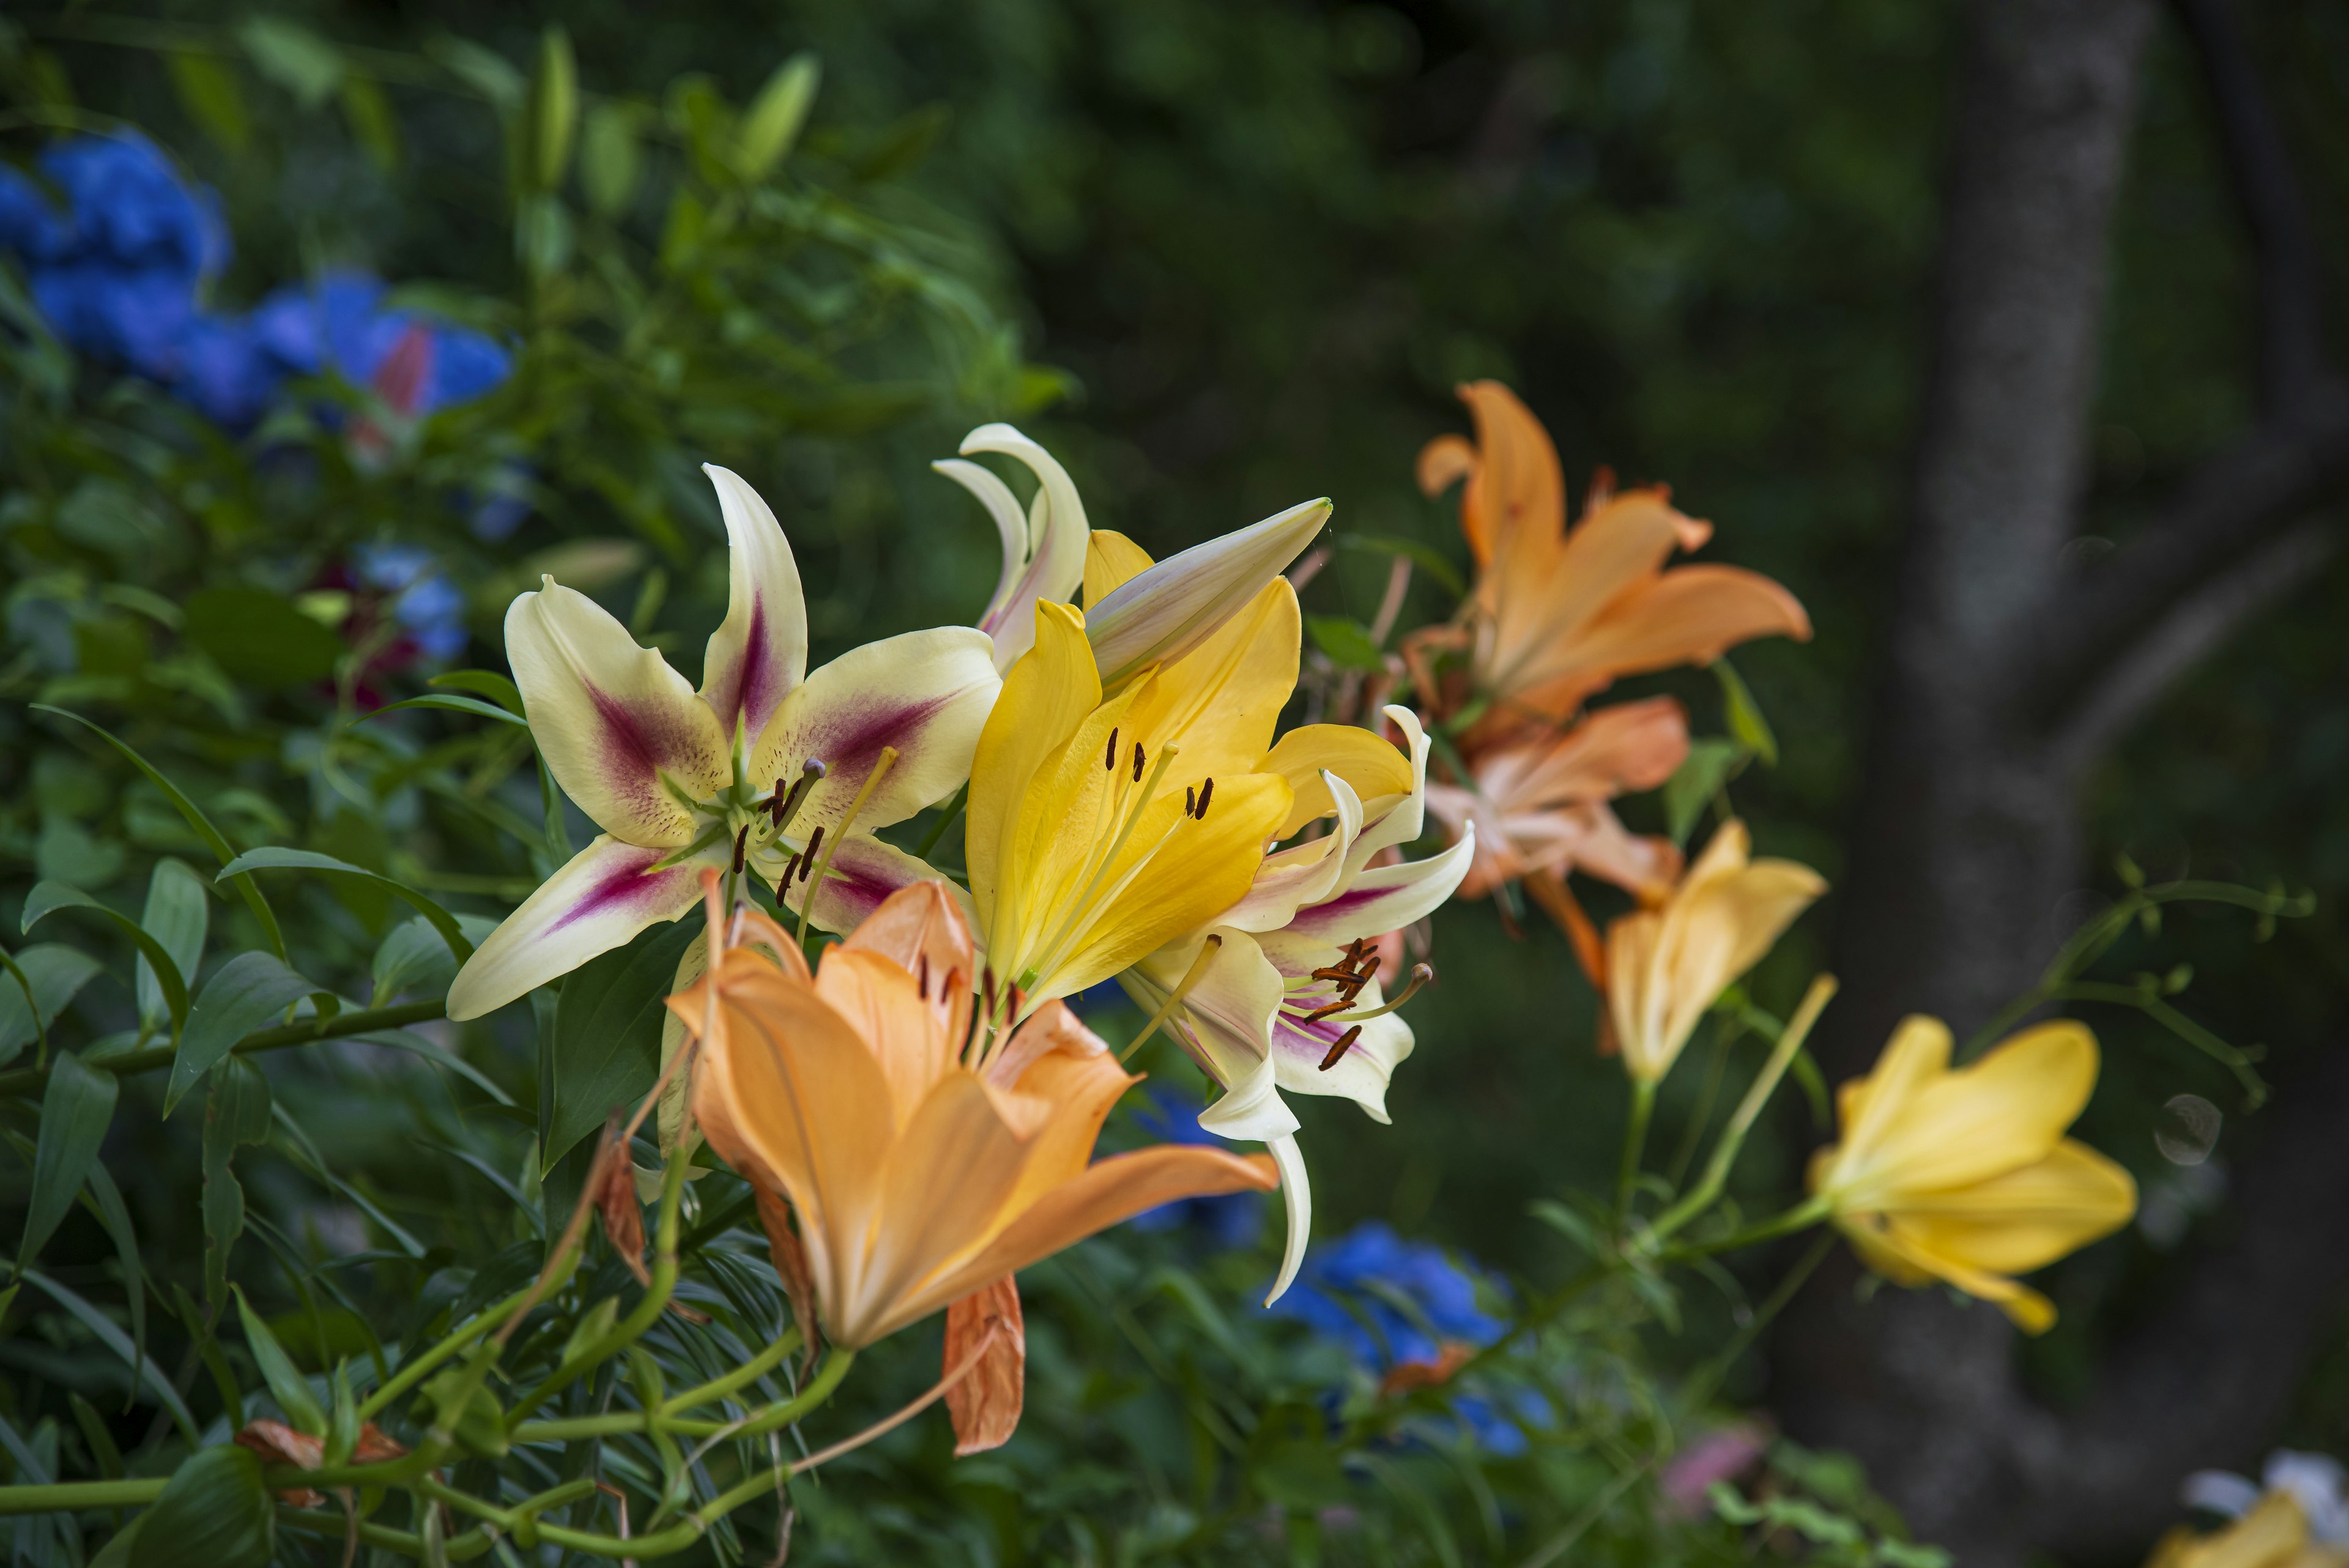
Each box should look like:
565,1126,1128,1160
1808,1016,2138,1333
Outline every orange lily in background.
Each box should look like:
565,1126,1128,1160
674,880,1275,1451
1808,1016,2137,1334
1412,381,1812,745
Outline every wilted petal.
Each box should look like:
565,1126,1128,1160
447,836,704,1020
698,465,809,745
944,1276,1026,1455
1088,498,1330,689
507,579,729,847
750,627,1000,835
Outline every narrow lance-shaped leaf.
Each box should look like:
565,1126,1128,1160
125,1442,273,1568
18,1050,117,1272
217,849,473,962
137,858,209,1035
83,1159,146,1404
22,882,190,1040
202,1058,273,1317
21,1270,199,1446
0,944,102,1069
166,952,316,1118
542,920,697,1173
232,1285,327,1437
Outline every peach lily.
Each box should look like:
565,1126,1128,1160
1808,1017,2138,1334
676,877,1275,1378
446,466,999,1020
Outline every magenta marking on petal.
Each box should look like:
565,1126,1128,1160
550,846,683,932
1272,1010,1348,1061
806,693,960,790
709,595,776,738
582,681,716,819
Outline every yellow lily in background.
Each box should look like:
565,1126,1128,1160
1808,1016,2139,1333
2146,1492,2349,1568
1123,705,1474,1301
935,422,1330,686
965,596,1294,1009
1606,819,1825,1084
678,880,1275,1448
446,465,1000,1020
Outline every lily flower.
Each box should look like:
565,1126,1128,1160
2146,1492,2348,1568
1605,819,1824,1085
1413,381,1811,741
446,465,999,1020
935,423,1330,688
677,877,1275,1369
1121,706,1474,1301
1424,695,1690,902
965,595,1295,1009
1808,1016,2138,1334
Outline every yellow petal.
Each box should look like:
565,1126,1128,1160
1261,723,1414,838
968,601,1101,943
1882,1139,2136,1272
1850,1213,2062,1334
506,578,727,847
1118,578,1299,789
1084,529,1155,608
1835,1021,2101,1206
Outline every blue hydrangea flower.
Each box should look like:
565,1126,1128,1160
247,271,511,416
1127,1090,1266,1249
354,543,470,664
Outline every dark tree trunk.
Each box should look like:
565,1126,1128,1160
1773,0,2349,1559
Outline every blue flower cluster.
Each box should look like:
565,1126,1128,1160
1274,1221,1544,1455
0,132,510,428
352,543,469,664
1127,1090,1266,1250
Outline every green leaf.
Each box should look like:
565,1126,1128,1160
420,1366,509,1457
83,1159,147,1403
362,692,530,728
237,17,343,108
232,1286,327,1436
428,669,523,712
22,882,190,1040
217,849,474,962
184,587,345,689
168,52,251,152
165,952,316,1117
29,707,288,962
1713,657,1779,766
559,1297,619,1368
0,943,103,1069
581,102,642,217
326,1359,360,1465
18,1050,117,1269
127,1444,273,1568
428,35,524,109
736,53,820,179
69,1391,124,1479
202,1058,273,1314
530,26,579,189
371,913,498,1006
541,919,697,1173
136,858,209,1034
20,1270,199,1445
340,75,400,173
91,1516,144,1568
1305,614,1387,673
1664,737,1743,847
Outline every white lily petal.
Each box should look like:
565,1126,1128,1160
761,831,973,939
698,465,808,745
952,424,1090,671
446,834,706,1020
1349,707,1434,867
1088,497,1331,689
1264,1134,1312,1307
1286,825,1475,948
1222,771,1364,933
932,458,1031,635
749,626,1001,834
1264,972,1413,1123
507,578,728,847
1124,931,1290,1119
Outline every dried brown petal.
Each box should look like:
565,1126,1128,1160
594,1128,651,1287
753,1180,822,1370
234,1419,326,1507
943,1276,1025,1457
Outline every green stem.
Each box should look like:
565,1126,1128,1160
0,999,448,1098
913,781,968,859
355,1285,535,1424
0,1479,165,1515
278,1505,495,1561
1677,1231,1835,1415
1643,974,1837,1249
1616,1078,1656,1218
1658,1194,1831,1262
511,1345,852,1443
661,1326,800,1415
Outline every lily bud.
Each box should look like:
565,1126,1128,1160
1086,497,1330,690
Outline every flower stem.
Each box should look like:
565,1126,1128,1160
796,746,897,945
913,781,969,859
1616,1077,1656,1218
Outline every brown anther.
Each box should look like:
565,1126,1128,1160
800,825,823,882
730,823,749,874
1356,953,1382,984
1105,729,1119,771
918,953,931,1000
1301,996,1356,1024
1195,777,1214,818
1132,741,1145,782
1310,965,1360,983
781,849,803,885
1318,1025,1364,1071
770,776,789,825
1186,785,1197,817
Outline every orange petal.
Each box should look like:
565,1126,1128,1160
815,946,958,1130
944,1276,1026,1456
1454,381,1565,577
1514,563,1811,715
843,878,976,1045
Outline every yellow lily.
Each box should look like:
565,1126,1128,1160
447,465,998,1020
677,879,1275,1394
965,594,1295,1009
1808,1016,2139,1333
2147,1493,2349,1568
1605,819,1825,1084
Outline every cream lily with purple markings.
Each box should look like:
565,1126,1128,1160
445,464,1000,1021
1122,707,1474,1301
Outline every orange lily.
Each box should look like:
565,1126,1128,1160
1412,381,1811,742
675,879,1275,1392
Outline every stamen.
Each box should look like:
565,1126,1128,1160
1105,729,1118,771
1186,786,1197,817
1194,777,1214,819
793,746,897,945
1132,741,1145,782
781,849,803,885
768,776,788,827
1301,996,1355,1025
1355,953,1382,986
730,823,749,874
1315,962,1437,1025
769,759,828,838
1318,1025,1364,1072
799,826,824,882
918,953,930,1000
1310,965,1360,983
1119,935,1220,1064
